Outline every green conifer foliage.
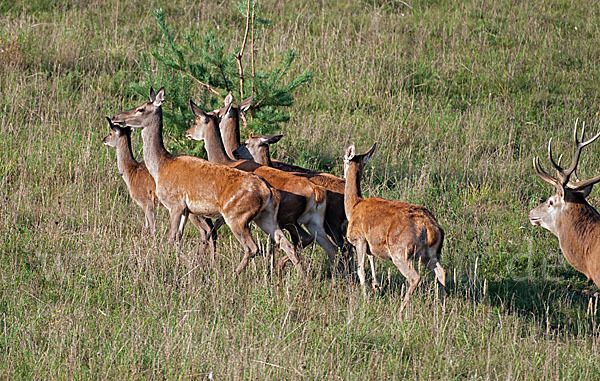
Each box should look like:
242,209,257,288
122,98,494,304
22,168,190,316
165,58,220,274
131,2,313,153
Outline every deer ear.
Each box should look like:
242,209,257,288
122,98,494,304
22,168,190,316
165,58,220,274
224,92,233,108
580,184,594,198
239,94,254,112
105,117,116,130
189,100,205,118
153,87,165,106
363,142,377,163
262,134,284,145
344,143,356,161
149,86,156,102
223,100,233,117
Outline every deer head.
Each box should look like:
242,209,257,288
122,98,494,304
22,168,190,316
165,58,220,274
185,100,219,142
111,87,165,128
102,117,131,147
529,121,600,236
343,142,377,180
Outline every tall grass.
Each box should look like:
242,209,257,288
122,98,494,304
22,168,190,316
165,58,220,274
2,0,600,378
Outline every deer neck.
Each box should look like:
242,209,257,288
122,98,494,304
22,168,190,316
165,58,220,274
344,162,364,219
255,146,273,167
115,134,138,182
140,108,171,180
219,113,241,160
556,203,600,256
205,120,235,165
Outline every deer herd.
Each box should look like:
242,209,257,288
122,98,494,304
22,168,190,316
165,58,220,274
104,86,600,311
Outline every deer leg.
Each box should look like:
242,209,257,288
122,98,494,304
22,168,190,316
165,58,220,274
168,207,187,242
354,239,368,296
368,254,380,291
392,248,421,313
144,206,156,236
305,220,339,275
275,224,315,274
327,222,353,276
189,214,217,260
254,216,302,274
427,258,446,311
228,221,259,275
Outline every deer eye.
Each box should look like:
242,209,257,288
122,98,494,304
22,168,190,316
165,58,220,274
548,200,553,207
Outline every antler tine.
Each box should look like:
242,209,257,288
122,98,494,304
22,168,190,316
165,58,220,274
534,156,562,189
569,173,600,191
560,120,600,185
578,121,600,147
547,138,566,180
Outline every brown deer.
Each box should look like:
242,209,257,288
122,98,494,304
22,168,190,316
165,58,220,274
102,117,160,235
110,87,301,274
102,118,220,256
212,92,253,160
235,134,351,271
529,122,600,287
215,98,350,268
343,142,446,312
186,100,340,270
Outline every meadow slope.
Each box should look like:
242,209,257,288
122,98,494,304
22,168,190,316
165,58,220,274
2,0,600,378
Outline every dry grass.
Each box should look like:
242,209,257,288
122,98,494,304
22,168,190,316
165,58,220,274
2,0,600,378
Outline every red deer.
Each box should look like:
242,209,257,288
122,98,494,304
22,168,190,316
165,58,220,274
212,92,253,161
236,134,352,271
186,100,339,270
102,118,219,256
529,122,600,287
110,87,301,274
343,142,446,312
215,99,350,269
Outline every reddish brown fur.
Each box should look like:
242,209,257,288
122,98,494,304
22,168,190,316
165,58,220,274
343,143,446,312
111,87,301,275
102,119,219,254
186,101,339,268
102,124,159,234
529,126,600,287
238,135,351,269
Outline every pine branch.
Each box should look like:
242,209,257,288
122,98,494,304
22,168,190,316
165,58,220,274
251,0,256,94
235,0,252,102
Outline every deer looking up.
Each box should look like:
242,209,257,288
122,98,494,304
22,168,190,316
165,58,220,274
110,87,302,275
102,118,219,256
529,121,600,287
186,100,339,271
343,142,446,312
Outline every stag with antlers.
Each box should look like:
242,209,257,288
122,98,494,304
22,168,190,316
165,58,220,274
529,121,600,287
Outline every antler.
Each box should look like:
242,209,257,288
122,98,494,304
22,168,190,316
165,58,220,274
533,156,562,190
547,119,600,186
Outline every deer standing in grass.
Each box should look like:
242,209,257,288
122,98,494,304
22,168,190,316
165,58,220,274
343,142,446,312
102,117,160,236
186,100,339,270
529,122,600,288
102,118,219,256
236,134,352,271
215,96,350,270
110,87,301,274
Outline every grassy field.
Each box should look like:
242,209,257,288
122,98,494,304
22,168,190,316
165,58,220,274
2,0,600,378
